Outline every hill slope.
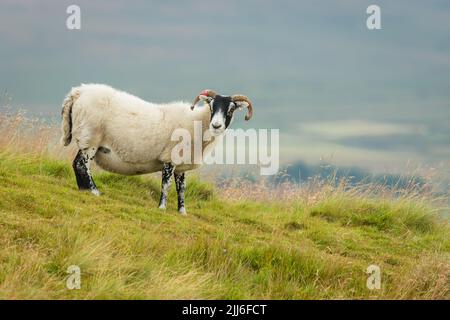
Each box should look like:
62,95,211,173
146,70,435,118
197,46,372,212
0,152,448,299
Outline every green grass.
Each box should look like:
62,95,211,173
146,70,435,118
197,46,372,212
0,151,448,299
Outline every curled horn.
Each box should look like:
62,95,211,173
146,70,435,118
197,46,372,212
191,89,217,110
231,95,253,121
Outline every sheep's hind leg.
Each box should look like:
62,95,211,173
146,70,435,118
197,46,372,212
158,163,175,210
72,148,100,196
174,172,186,215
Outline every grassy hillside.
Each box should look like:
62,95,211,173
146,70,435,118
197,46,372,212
0,151,448,299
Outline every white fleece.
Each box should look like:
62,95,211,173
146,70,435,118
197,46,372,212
61,84,216,175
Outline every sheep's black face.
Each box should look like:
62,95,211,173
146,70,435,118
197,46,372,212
209,95,236,136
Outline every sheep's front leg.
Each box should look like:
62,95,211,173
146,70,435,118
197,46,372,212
174,172,186,215
158,163,175,210
72,148,100,196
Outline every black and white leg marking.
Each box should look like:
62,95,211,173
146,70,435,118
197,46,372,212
158,163,175,210
175,172,186,215
72,148,100,196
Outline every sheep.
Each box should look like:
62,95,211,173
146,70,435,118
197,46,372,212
60,84,253,215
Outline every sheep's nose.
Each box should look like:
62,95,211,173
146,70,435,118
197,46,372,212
212,123,222,129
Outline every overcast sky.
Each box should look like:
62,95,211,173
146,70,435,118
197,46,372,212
1,0,449,173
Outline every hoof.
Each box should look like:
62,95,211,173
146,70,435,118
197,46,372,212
91,189,101,196
178,207,187,215
158,204,166,210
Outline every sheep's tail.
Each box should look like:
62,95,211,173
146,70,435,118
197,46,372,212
60,87,81,146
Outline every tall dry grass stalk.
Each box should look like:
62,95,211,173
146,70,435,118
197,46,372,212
0,107,76,159
215,174,447,210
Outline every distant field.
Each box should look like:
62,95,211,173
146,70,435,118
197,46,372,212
0,151,448,299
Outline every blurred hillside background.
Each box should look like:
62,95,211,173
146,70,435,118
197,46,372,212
0,0,449,186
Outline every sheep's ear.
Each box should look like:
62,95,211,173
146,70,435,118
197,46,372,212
191,89,217,110
199,95,213,103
